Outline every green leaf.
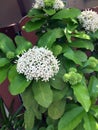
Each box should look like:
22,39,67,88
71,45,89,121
32,81,53,108
88,76,98,99
52,8,81,19
91,105,98,118
50,58,66,90
58,106,84,130
75,50,87,62
38,28,64,48
24,108,35,130
72,83,91,112
15,36,32,55
72,31,90,40
0,33,15,53
0,58,10,67
43,9,56,15
48,100,66,119
0,66,9,84
53,88,68,102
63,46,82,66
9,74,31,95
8,65,18,82
22,87,42,119
83,113,98,130
69,39,94,51
28,8,44,17
23,19,45,32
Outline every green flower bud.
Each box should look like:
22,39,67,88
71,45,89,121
6,51,15,59
63,70,82,85
44,0,55,7
88,57,98,68
63,73,70,82
53,45,62,56
69,67,77,73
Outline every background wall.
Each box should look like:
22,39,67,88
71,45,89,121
0,0,98,27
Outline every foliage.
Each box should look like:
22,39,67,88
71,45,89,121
0,0,98,130
0,98,24,130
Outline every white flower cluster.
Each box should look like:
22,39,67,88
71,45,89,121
53,0,65,10
33,0,45,8
78,9,98,32
16,46,59,81
33,0,65,10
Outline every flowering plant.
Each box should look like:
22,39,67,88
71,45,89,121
0,0,98,130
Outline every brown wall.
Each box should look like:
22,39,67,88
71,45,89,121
0,0,98,27
0,0,34,27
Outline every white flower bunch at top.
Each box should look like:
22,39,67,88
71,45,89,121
16,46,59,81
53,0,65,10
33,0,65,10
33,0,45,8
78,9,98,32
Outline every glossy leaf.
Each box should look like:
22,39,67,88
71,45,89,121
15,36,32,55
22,87,42,119
0,66,9,84
83,113,98,130
58,106,84,130
0,58,9,67
48,100,66,119
23,19,45,32
32,81,53,108
0,33,15,53
8,65,18,82
50,59,66,90
24,108,35,130
9,74,31,95
72,83,91,112
38,28,63,48
88,76,98,99
43,9,56,15
75,50,87,62
52,8,81,19
63,46,82,66
69,40,94,51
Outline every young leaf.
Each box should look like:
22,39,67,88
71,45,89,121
8,65,18,82
9,74,31,95
83,113,98,130
48,100,66,119
69,39,94,51
63,46,82,66
0,58,10,67
15,36,32,55
88,76,98,99
72,83,91,112
0,66,9,84
75,50,87,62
22,87,42,120
38,28,64,48
58,106,84,130
24,108,35,130
52,8,81,19
23,19,45,32
32,81,53,108
0,33,15,53
43,9,56,15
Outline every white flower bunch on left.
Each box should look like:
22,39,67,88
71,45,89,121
33,0,65,10
78,9,98,32
16,46,59,82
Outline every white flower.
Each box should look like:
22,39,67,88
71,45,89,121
78,9,98,32
16,46,59,81
33,0,64,10
33,0,45,8
53,0,65,10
